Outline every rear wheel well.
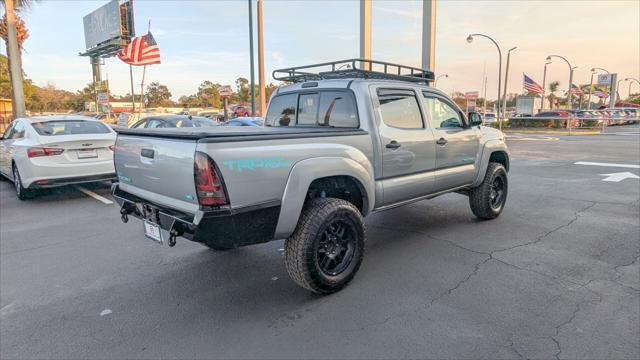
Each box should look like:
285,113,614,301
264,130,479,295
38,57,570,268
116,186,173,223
489,151,509,171
306,176,367,214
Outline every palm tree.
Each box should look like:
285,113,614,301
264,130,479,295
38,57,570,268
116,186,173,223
1,0,33,118
547,81,560,109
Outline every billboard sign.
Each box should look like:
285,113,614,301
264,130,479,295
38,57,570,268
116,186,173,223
465,91,479,100
83,0,122,49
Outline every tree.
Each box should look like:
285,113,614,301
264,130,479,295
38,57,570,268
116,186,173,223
0,0,34,117
547,81,560,109
235,77,249,103
196,81,221,108
146,82,173,107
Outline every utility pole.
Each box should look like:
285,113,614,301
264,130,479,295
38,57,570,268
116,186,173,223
502,46,516,121
91,57,102,113
248,0,256,115
360,0,371,69
257,0,266,116
421,0,436,72
5,0,26,118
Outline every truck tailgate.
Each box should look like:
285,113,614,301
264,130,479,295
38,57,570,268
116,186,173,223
114,135,200,214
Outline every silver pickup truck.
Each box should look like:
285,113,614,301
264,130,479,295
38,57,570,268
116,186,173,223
112,60,509,294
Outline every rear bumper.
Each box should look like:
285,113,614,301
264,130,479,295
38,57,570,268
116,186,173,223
112,184,280,249
29,173,117,188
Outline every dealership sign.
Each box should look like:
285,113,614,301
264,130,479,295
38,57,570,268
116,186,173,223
597,74,613,86
465,91,479,100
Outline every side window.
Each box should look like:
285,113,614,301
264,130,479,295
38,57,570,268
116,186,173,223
422,95,462,129
10,121,25,139
319,92,359,127
297,93,319,125
146,119,165,129
377,89,423,129
265,93,297,127
132,120,147,128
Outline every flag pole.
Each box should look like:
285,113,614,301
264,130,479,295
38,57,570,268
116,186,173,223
129,65,135,115
138,19,151,121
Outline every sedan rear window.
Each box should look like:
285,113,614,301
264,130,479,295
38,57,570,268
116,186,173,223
31,121,111,136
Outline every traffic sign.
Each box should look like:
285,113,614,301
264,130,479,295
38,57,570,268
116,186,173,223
465,91,479,100
97,92,109,105
597,74,613,86
219,85,233,98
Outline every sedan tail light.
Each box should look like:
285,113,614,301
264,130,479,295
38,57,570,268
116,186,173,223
27,147,64,158
194,151,228,207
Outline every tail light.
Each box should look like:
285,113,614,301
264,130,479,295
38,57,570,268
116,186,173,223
27,147,64,158
194,151,228,207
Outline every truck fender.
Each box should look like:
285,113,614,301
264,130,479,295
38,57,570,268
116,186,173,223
471,140,509,187
273,157,375,239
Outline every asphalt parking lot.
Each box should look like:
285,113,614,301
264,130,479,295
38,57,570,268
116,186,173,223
1,130,639,359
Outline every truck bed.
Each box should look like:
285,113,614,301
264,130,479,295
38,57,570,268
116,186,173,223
115,126,368,141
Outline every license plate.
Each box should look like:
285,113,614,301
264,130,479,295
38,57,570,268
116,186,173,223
143,220,163,244
77,149,98,159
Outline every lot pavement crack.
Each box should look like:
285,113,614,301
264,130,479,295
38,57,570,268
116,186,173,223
493,202,597,256
428,255,492,307
550,289,603,360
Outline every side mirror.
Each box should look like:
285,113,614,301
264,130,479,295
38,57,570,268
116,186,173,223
468,112,483,127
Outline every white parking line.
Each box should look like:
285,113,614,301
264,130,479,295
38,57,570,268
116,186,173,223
574,161,640,169
76,186,114,205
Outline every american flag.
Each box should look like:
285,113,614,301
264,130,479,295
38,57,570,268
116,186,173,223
570,84,583,95
117,32,161,66
523,74,544,95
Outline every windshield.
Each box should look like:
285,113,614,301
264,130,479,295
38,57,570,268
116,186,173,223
31,120,111,136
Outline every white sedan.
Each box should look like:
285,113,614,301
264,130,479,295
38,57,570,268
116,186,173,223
0,115,117,199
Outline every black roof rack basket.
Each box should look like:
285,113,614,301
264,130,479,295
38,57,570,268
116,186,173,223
272,59,435,84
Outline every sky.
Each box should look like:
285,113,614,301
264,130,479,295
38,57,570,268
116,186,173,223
4,0,640,101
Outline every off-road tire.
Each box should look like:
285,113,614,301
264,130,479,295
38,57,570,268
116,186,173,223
12,164,33,201
284,197,366,294
469,162,508,219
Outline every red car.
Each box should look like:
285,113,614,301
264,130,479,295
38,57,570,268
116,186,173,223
232,106,253,117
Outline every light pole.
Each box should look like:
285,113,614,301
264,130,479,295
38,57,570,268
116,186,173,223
468,33,502,129
624,78,639,100
541,61,552,112
434,74,448,87
248,0,256,115
502,46,516,120
547,55,574,109
588,67,610,109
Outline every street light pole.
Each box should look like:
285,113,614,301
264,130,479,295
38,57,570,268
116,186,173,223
434,74,448,87
467,33,502,129
502,46,516,120
541,61,551,112
625,78,640,100
588,67,610,109
547,55,573,109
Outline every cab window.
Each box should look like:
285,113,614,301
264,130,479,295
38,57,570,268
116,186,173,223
377,89,423,129
422,95,463,129
265,93,297,126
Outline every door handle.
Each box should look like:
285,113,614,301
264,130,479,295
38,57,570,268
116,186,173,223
436,138,448,146
386,140,401,149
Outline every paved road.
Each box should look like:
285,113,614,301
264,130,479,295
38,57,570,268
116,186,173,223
1,134,638,359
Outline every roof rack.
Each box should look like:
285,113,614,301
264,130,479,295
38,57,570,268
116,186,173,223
272,59,435,84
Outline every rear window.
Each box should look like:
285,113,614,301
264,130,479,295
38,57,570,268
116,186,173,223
265,91,358,128
31,120,111,136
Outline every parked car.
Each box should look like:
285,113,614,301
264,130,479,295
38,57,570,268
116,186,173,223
0,115,117,199
130,115,219,129
483,112,497,123
232,106,253,117
535,111,572,118
223,117,264,126
112,59,510,294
